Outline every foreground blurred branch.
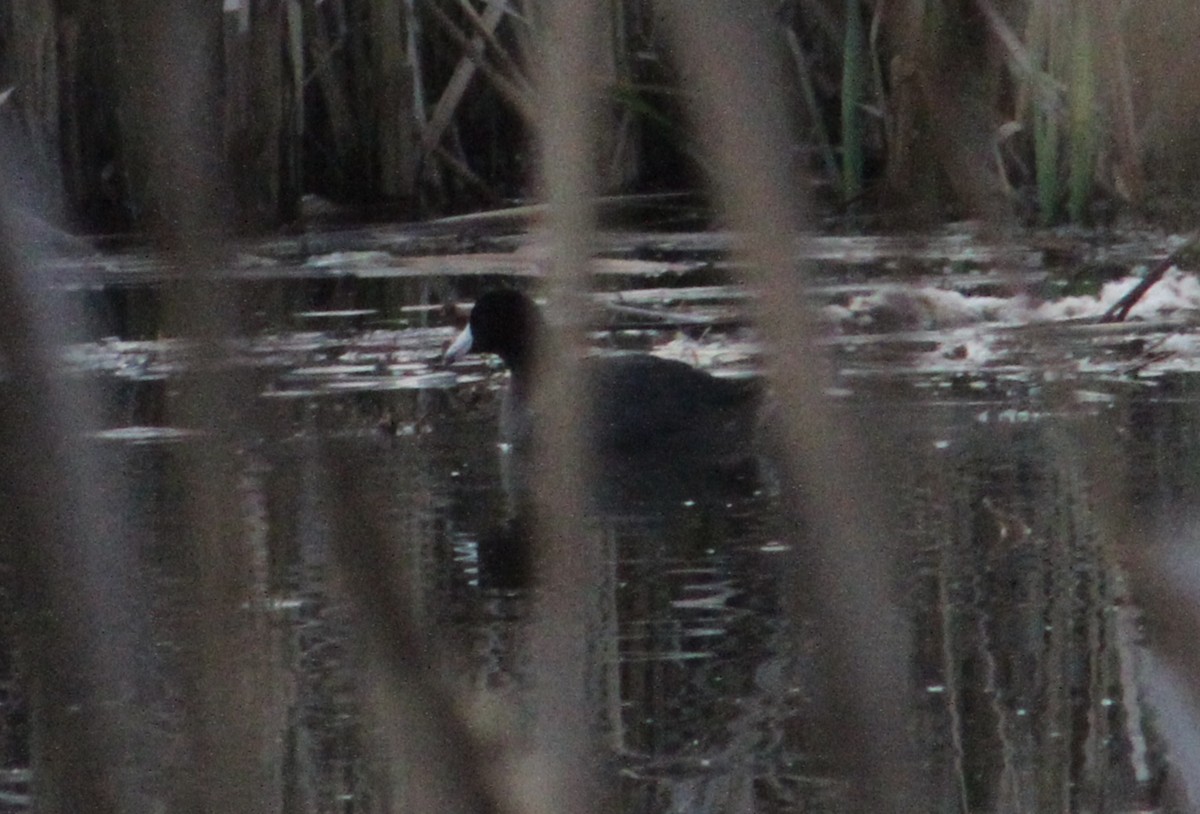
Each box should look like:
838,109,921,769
0,154,139,813
115,1,276,811
655,0,924,808
526,0,606,812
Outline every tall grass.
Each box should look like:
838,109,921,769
1025,0,1063,225
7,1,1200,812
840,0,865,203
6,0,1200,228
1022,0,1102,224
1065,2,1097,224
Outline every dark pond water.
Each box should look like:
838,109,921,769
5,227,1200,812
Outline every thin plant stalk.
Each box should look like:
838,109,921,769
785,27,839,188
418,0,509,164
841,0,865,202
1066,1,1097,223
1027,0,1062,225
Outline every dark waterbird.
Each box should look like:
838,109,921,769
443,289,764,472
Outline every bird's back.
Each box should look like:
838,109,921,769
586,354,762,462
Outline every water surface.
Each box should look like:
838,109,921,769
4,228,1197,812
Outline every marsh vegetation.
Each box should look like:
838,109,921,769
4,2,1200,813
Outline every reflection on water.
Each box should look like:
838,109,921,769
8,239,1200,810
895,395,1151,813
5,368,1181,812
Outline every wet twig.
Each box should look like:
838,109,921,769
1102,233,1199,322
601,301,737,327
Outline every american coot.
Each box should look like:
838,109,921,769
443,289,763,468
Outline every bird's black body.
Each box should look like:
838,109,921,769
445,289,763,476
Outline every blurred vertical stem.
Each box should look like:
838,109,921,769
841,0,865,202
0,199,138,814
530,0,604,811
1066,1,1096,223
655,1,923,808
113,1,278,811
